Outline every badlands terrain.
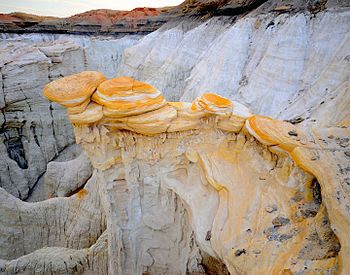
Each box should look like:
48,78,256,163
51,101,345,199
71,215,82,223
0,0,349,274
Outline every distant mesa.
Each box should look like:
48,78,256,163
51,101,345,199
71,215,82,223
0,7,174,35
0,0,331,35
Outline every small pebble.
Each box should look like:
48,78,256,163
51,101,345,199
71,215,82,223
234,249,246,257
266,205,277,213
288,130,298,137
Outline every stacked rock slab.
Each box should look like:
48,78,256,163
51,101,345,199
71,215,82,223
44,75,254,136
4,72,347,274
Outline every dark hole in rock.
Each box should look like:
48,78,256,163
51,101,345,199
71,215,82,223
199,251,230,275
30,123,40,147
234,249,246,257
285,117,305,124
4,134,28,169
312,179,322,205
288,130,298,137
205,230,211,241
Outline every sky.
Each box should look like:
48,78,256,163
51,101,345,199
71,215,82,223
0,0,184,17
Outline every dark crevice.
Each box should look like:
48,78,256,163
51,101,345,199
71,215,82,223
66,174,91,198
48,102,59,157
83,50,88,70
30,122,40,147
25,142,78,201
0,108,6,134
25,170,45,200
297,177,340,260
311,178,322,205
3,126,28,169
199,251,230,275
0,69,6,134
1,70,4,92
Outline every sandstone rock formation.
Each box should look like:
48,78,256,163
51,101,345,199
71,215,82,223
0,1,349,273
1,0,348,202
1,74,348,274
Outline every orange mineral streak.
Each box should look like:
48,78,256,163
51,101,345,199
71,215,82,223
202,93,232,108
67,99,90,115
168,101,190,109
69,102,103,125
246,115,306,152
95,76,158,96
96,94,166,111
98,76,134,93
91,76,167,117
76,188,88,200
191,93,233,113
43,71,106,107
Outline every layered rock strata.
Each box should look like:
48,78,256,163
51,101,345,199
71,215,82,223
0,8,173,36
117,6,350,124
0,40,84,200
1,73,347,274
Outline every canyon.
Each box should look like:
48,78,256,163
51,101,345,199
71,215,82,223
0,0,349,274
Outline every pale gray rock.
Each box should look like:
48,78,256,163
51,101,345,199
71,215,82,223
0,232,108,275
117,10,350,126
0,164,203,274
1,33,141,78
0,172,106,261
0,35,140,200
0,41,80,200
25,143,83,202
44,152,92,197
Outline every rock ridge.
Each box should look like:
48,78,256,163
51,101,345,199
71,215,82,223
2,72,343,274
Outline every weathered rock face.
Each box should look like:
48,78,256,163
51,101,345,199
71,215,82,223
0,40,83,199
117,5,350,125
1,75,348,274
0,36,139,200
